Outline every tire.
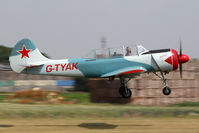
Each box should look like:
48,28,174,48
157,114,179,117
119,86,124,95
121,88,132,99
162,86,171,96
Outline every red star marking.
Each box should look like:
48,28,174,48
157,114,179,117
17,45,31,59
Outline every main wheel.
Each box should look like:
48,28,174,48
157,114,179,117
119,86,132,99
119,86,124,95
122,88,132,99
162,86,171,95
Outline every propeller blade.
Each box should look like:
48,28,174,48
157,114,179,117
180,39,182,56
180,63,182,79
179,38,182,79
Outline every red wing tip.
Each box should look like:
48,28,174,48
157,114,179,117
119,70,144,75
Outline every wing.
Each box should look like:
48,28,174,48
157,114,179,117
101,66,147,78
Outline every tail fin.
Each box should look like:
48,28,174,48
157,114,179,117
9,38,49,73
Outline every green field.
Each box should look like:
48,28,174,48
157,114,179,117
0,103,199,118
58,92,90,103
0,92,199,118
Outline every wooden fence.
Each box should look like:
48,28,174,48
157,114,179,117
89,59,199,105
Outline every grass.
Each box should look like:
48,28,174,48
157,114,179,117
0,93,10,102
0,103,199,118
1,92,199,119
172,102,199,107
58,92,90,103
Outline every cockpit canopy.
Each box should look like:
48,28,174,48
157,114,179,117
84,45,149,59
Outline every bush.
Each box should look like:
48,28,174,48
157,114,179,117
6,89,78,104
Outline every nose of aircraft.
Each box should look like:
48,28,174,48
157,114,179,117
178,54,190,64
171,40,189,79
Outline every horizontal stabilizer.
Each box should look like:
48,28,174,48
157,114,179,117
23,63,44,68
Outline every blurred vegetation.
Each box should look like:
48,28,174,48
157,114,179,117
1,92,199,107
0,93,199,118
0,103,198,118
59,92,90,103
0,92,89,104
0,45,12,63
0,93,10,102
0,45,50,63
172,102,199,107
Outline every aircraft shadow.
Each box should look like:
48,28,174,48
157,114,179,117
78,123,117,129
78,123,152,129
0,123,152,130
0,125,14,128
34,123,152,129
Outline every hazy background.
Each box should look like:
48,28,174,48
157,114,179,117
0,0,198,59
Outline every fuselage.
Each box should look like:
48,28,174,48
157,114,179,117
26,50,174,78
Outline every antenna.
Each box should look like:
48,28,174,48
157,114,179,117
101,36,107,49
100,36,107,55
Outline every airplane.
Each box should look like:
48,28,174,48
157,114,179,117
9,38,189,99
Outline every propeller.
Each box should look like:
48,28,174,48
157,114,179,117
179,39,183,79
177,39,189,79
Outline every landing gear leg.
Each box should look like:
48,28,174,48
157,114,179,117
119,77,132,99
153,71,171,96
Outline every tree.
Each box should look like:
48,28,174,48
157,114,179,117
0,45,12,63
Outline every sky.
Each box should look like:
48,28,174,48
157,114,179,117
0,0,198,59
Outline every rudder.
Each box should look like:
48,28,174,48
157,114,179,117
9,38,49,73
